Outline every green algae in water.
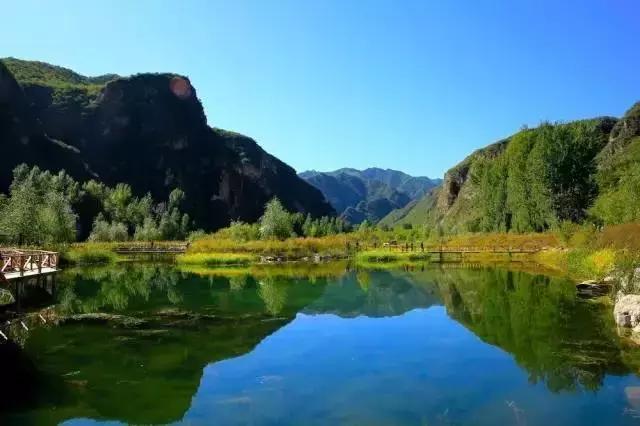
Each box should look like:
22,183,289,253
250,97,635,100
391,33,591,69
3,263,640,425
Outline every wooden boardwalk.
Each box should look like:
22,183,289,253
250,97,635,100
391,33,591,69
1,249,59,282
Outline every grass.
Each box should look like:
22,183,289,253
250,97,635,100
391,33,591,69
436,232,559,251
64,245,119,265
188,235,355,259
61,241,185,265
176,252,258,267
55,221,640,284
355,250,431,264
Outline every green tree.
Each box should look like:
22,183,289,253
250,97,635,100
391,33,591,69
39,192,77,243
89,214,128,242
0,165,78,244
134,217,161,241
259,198,293,240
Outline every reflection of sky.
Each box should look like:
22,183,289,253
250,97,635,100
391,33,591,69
176,307,640,426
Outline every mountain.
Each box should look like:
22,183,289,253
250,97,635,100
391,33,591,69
0,58,334,232
299,167,440,224
380,101,640,233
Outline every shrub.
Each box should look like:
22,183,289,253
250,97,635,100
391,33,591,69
65,246,118,265
566,248,616,280
228,221,260,242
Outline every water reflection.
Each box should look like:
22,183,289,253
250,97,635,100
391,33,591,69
2,263,640,425
427,267,633,393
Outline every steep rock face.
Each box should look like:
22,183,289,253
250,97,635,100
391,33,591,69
299,167,439,224
1,58,334,230
436,140,508,212
599,102,640,160
0,61,90,189
380,141,507,230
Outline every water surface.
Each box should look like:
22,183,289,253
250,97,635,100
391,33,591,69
2,262,640,425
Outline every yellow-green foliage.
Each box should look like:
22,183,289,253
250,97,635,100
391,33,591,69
438,232,559,251
188,234,355,257
65,245,118,265
565,248,617,280
594,223,640,251
178,260,349,280
2,57,113,108
356,250,430,264
176,253,257,267
587,249,617,277
533,249,569,273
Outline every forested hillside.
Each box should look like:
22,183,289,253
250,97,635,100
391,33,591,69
381,102,640,234
0,58,333,235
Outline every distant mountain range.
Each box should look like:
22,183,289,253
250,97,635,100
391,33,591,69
299,168,441,224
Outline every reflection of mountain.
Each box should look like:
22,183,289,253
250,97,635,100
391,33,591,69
7,264,640,425
304,270,441,318
18,314,288,425
4,266,328,425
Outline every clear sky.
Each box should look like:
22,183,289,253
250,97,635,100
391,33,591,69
3,0,639,178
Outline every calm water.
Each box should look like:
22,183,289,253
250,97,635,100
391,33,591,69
2,262,640,425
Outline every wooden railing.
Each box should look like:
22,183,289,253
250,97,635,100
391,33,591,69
376,244,542,254
113,243,188,254
0,248,59,279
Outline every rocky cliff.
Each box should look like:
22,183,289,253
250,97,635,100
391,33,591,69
0,58,333,231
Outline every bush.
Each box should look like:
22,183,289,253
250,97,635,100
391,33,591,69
566,248,616,280
65,246,118,265
187,229,206,242
228,221,260,242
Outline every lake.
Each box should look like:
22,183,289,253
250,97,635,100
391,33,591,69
2,262,640,425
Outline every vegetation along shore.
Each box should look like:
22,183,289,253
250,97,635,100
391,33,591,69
2,57,640,336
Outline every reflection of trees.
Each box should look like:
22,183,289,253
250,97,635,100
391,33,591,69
55,265,327,319
356,271,371,292
57,264,181,314
229,275,249,292
258,277,289,315
428,267,629,393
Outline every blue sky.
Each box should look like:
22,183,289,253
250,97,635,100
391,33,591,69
3,1,639,178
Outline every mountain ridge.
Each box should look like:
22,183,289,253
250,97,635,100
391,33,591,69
299,167,441,224
0,57,334,234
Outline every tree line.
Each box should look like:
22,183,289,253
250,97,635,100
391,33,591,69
0,164,190,245
220,198,352,242
470,119,617,233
